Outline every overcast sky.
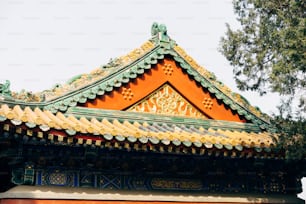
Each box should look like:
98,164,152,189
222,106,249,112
0,0,304,199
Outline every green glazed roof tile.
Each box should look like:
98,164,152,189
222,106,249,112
104,134,113,141
39,124,50,132
193,141,202,148
91,86,99,94
224,144,233,150
214,143,223,149
0,115,6,122
149,137,159,144
182,141,192,147
96,90,105,96
105,84,113,92
204,142,213,149
66,129,76,136
139,136,149,144
161,139,170,145
59,105,68,112
172,140,181,146
25,122,36,128
99,83,106,90
113,80,122,88
136,67,145,74
128,71,137,79
78,96,87,103
235,145,243,151
121,76,130,84
127,136,137,143
115,135,125,142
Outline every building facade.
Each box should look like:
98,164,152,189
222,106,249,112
0,23,304,203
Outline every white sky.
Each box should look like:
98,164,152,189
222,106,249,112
0,0,304,199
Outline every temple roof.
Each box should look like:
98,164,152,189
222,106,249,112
0,23,278,158
0,23,269,125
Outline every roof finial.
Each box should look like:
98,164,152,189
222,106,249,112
151,22,159,36
151,22,169,43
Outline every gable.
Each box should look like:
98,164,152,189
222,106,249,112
0,23,270,128
81,57,246,123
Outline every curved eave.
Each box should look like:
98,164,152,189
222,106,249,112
0,105,278,159
0,124,280,159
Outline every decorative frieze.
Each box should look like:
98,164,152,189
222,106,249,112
151,178,202,190
8,144,300,195
10,167,291,194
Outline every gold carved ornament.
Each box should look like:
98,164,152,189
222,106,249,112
121,87,134,101
202,97,213,109
127,84,207,119
162,63,174,75
151,178,202,190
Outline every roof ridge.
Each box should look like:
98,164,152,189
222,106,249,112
0,40,156,104
66,106,266,133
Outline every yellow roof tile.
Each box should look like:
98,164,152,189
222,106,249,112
1,104,15,119
67,115,83,132
79,117,96,134
13,105,24,121
23,107,36,123
0,105,276,154
34,108,55,128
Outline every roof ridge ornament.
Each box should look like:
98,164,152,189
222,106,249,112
151,22,170,45
0,80,12,97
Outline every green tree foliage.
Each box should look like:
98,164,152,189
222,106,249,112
273,116,306,160
219,0,305,111
273,98,306,160
220,0,305,159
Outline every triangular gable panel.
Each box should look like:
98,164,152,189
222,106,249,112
81,57,246,123
127,83,209,119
